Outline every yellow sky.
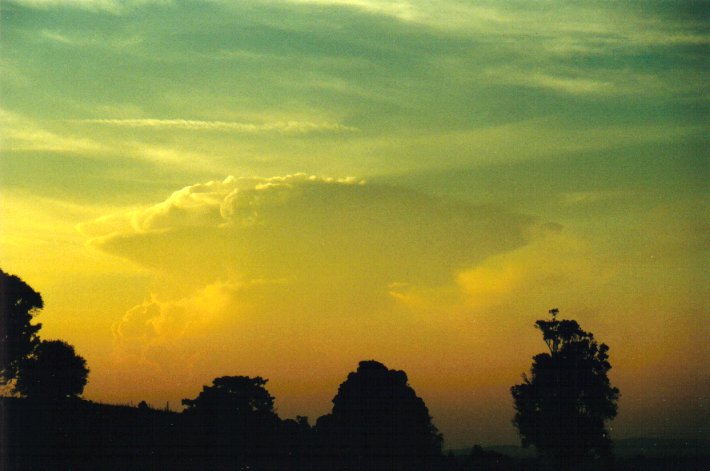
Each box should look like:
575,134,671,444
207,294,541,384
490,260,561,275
1,0,708,447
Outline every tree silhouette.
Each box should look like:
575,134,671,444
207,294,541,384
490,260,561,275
14,340,89,401
0,269,43,385
182,376,280,468
316,360,442,470
511,309,620,467
182,375,277,419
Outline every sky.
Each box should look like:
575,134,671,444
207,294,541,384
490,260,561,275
0,0,708,447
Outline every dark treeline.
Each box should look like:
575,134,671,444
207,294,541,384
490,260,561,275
3,362,445,471
4,367,708,471
2,270,709,471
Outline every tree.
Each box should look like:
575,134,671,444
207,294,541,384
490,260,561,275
316,360,443,470
182,375,277,420
511,309,620,466
182,376,280,468
14,340,89,401
0,269,43,385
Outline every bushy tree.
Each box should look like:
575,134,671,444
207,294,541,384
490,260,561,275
182,375,277,420
14,340,89,401
0,269,43,384
316,360,442,470
511,309,620,466
182,376,280,468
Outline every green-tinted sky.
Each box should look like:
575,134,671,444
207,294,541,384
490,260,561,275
1,0,708,447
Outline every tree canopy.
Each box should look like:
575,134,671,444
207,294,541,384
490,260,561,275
182,375,277,421
14,340,89,401
316,360,443,470
511,309,620,466
181,375,281,468
0,269,43,384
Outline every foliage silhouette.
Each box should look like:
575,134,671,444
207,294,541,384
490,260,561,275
182,375,281,469
511,309,620,467
316,360,443,470
182,375,277,419
14,339,89,401
0,269,43,384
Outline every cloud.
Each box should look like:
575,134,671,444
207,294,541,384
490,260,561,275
456,262,523,308
76,174,708,443
39,29,144,50
83,174,533,397
76,118,359,134
80,174,534,290
0,110,212,166
560,190,627,206
523,74,614,95
41,30,76,44
456,227,612,311
279,0,710,50
482,64,704,97
10,0,123,12
104,280,244,400
82,175,545,413
113,280,240,356
0,109,107,154
277,0,522,31
1,127,106,154
282,0,421,22
8,0,168,14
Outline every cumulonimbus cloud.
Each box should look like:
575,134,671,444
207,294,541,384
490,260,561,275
79,174,536,291
83,174,541,392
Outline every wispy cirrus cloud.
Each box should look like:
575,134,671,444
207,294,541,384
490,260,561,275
76,118,359,134
0,109,222,169
40,29,144,50
516,73,614,96
9,0,124,13
0,108,107,154
8,0,169,14
281,0,709,47
483,65,700,97
282,0,421,22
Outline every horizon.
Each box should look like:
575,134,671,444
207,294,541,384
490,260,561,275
0,0,707,449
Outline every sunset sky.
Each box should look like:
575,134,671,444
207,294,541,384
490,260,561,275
0,0,707,447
